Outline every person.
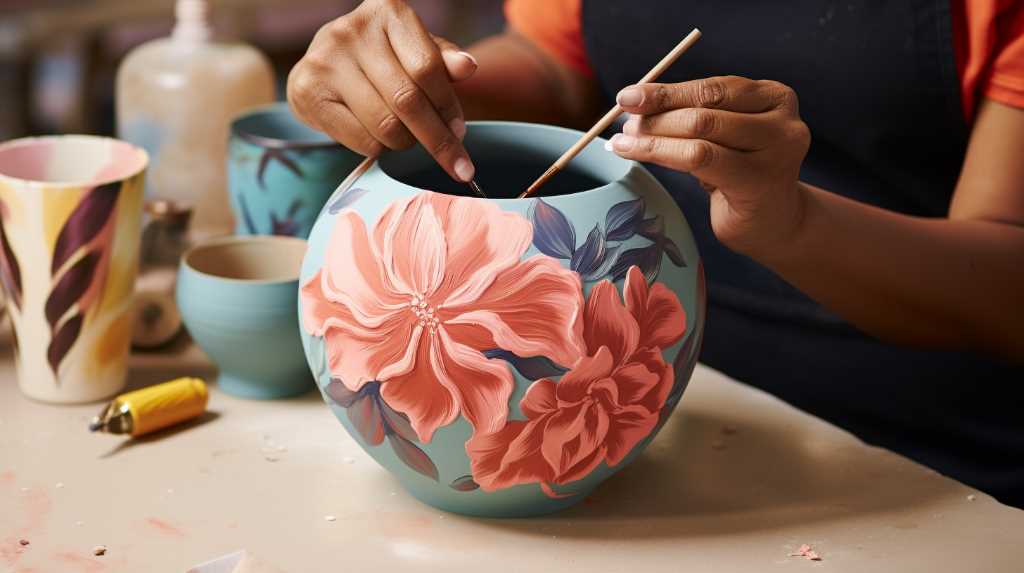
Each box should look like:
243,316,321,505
287,0,1024,506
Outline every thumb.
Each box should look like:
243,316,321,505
432,34,478,82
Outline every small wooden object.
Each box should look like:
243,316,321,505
519,28,702,199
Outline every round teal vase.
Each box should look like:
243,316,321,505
298,121,706,517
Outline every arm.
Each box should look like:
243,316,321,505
609,78,1024,361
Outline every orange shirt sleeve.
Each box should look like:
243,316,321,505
956,0,1024,120
504,0,594,77
983,0,1024,109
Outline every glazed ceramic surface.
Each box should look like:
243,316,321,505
0,135,147,403
177,236,312,399
299,122,706,517
228,103,364,238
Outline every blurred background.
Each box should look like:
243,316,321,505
0,0,505,140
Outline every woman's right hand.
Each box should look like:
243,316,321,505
287,0,479,181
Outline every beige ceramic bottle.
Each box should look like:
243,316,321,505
116,0,275,234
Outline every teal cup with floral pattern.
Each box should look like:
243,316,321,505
228,103,363,238
298,121,707,517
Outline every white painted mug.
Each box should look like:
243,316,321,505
0,135,147,403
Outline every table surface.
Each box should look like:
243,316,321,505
2,330,1022,573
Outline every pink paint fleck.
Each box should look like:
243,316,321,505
144,517,184,538
54,552,106,573
0,471,14,485
788,544,823,561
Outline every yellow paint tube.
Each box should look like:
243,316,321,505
89,377,208,437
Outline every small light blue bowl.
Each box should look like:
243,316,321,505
228,102,364,238
177,235,313,399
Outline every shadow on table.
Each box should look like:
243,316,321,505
97,410,223,459
471,406,955,539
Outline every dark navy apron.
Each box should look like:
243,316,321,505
582,0,1024,506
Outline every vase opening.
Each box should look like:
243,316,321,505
377,121,631,199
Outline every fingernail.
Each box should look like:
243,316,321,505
450,117,467,140
617,87,643,107
604,138,615,151
458,51,478,67
454,157,475,182
623,115,640,135
611,134,636,152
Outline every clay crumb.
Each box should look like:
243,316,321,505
789,544,822,561
264,454,280,462
967,494,976,501
55,482,65,489
343,456,356,464
92,545,107,556
324,515,337,522
75,520,85,527
18,539,29,546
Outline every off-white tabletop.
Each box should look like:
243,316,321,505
1,329,1022,573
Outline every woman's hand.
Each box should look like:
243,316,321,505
609,76,811,260
287,0,479,181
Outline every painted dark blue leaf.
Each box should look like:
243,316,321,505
570,224,606,276
388,433,439,481
47,313,83,379
483,349,568,380
347,391,385,446
605,198,645,242
237,193,259,235
45,251,100,327
328,187,370,214
0,202,23,310
51,182,120,274
529,199,575,259
450,475,480,492
257,149,304,189
379,398,418,443
325,378,360,407
581,244,621,282
610,245,662,283
638,215,665,241
663,237,687,267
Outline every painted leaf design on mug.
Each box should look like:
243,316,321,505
529,199,576,259
482,349,568,380
0,199,23,310
256,149,304,189
45,182,122,379
50,182,120,274
604,198,645,241
325,379,439,481
327,187,369,214
237,194,260,234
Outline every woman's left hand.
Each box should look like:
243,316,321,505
610,76,811,261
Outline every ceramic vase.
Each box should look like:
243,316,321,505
298,122,706,517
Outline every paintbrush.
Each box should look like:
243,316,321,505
519,28,702,199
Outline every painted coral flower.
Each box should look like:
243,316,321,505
466,266,686,496
302,192,585,443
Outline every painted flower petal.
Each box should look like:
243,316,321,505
434,328,514,436
540,403,589,472
582,280,640,364
466,419,548,492
554,346,616,404
374,193,447,297
609,351,665,410
624,266,686,350
529,199,576,259
603,405,658,466
379,335,460,443
446,255,585,369
520,378,558,418
605,198,645,242
570,224,606,276
433,194,534,306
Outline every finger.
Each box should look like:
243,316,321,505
305,101,383,157
616,76,783,115
331,59,416,150
359,38,473,181
608,133,744,187
622,108,784,151
431,34,478,82
385,8,468,136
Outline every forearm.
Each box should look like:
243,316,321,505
456,32,601,129
763,183,1024,360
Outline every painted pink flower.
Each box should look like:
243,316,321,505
466,266,686,495
302,192,585,443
